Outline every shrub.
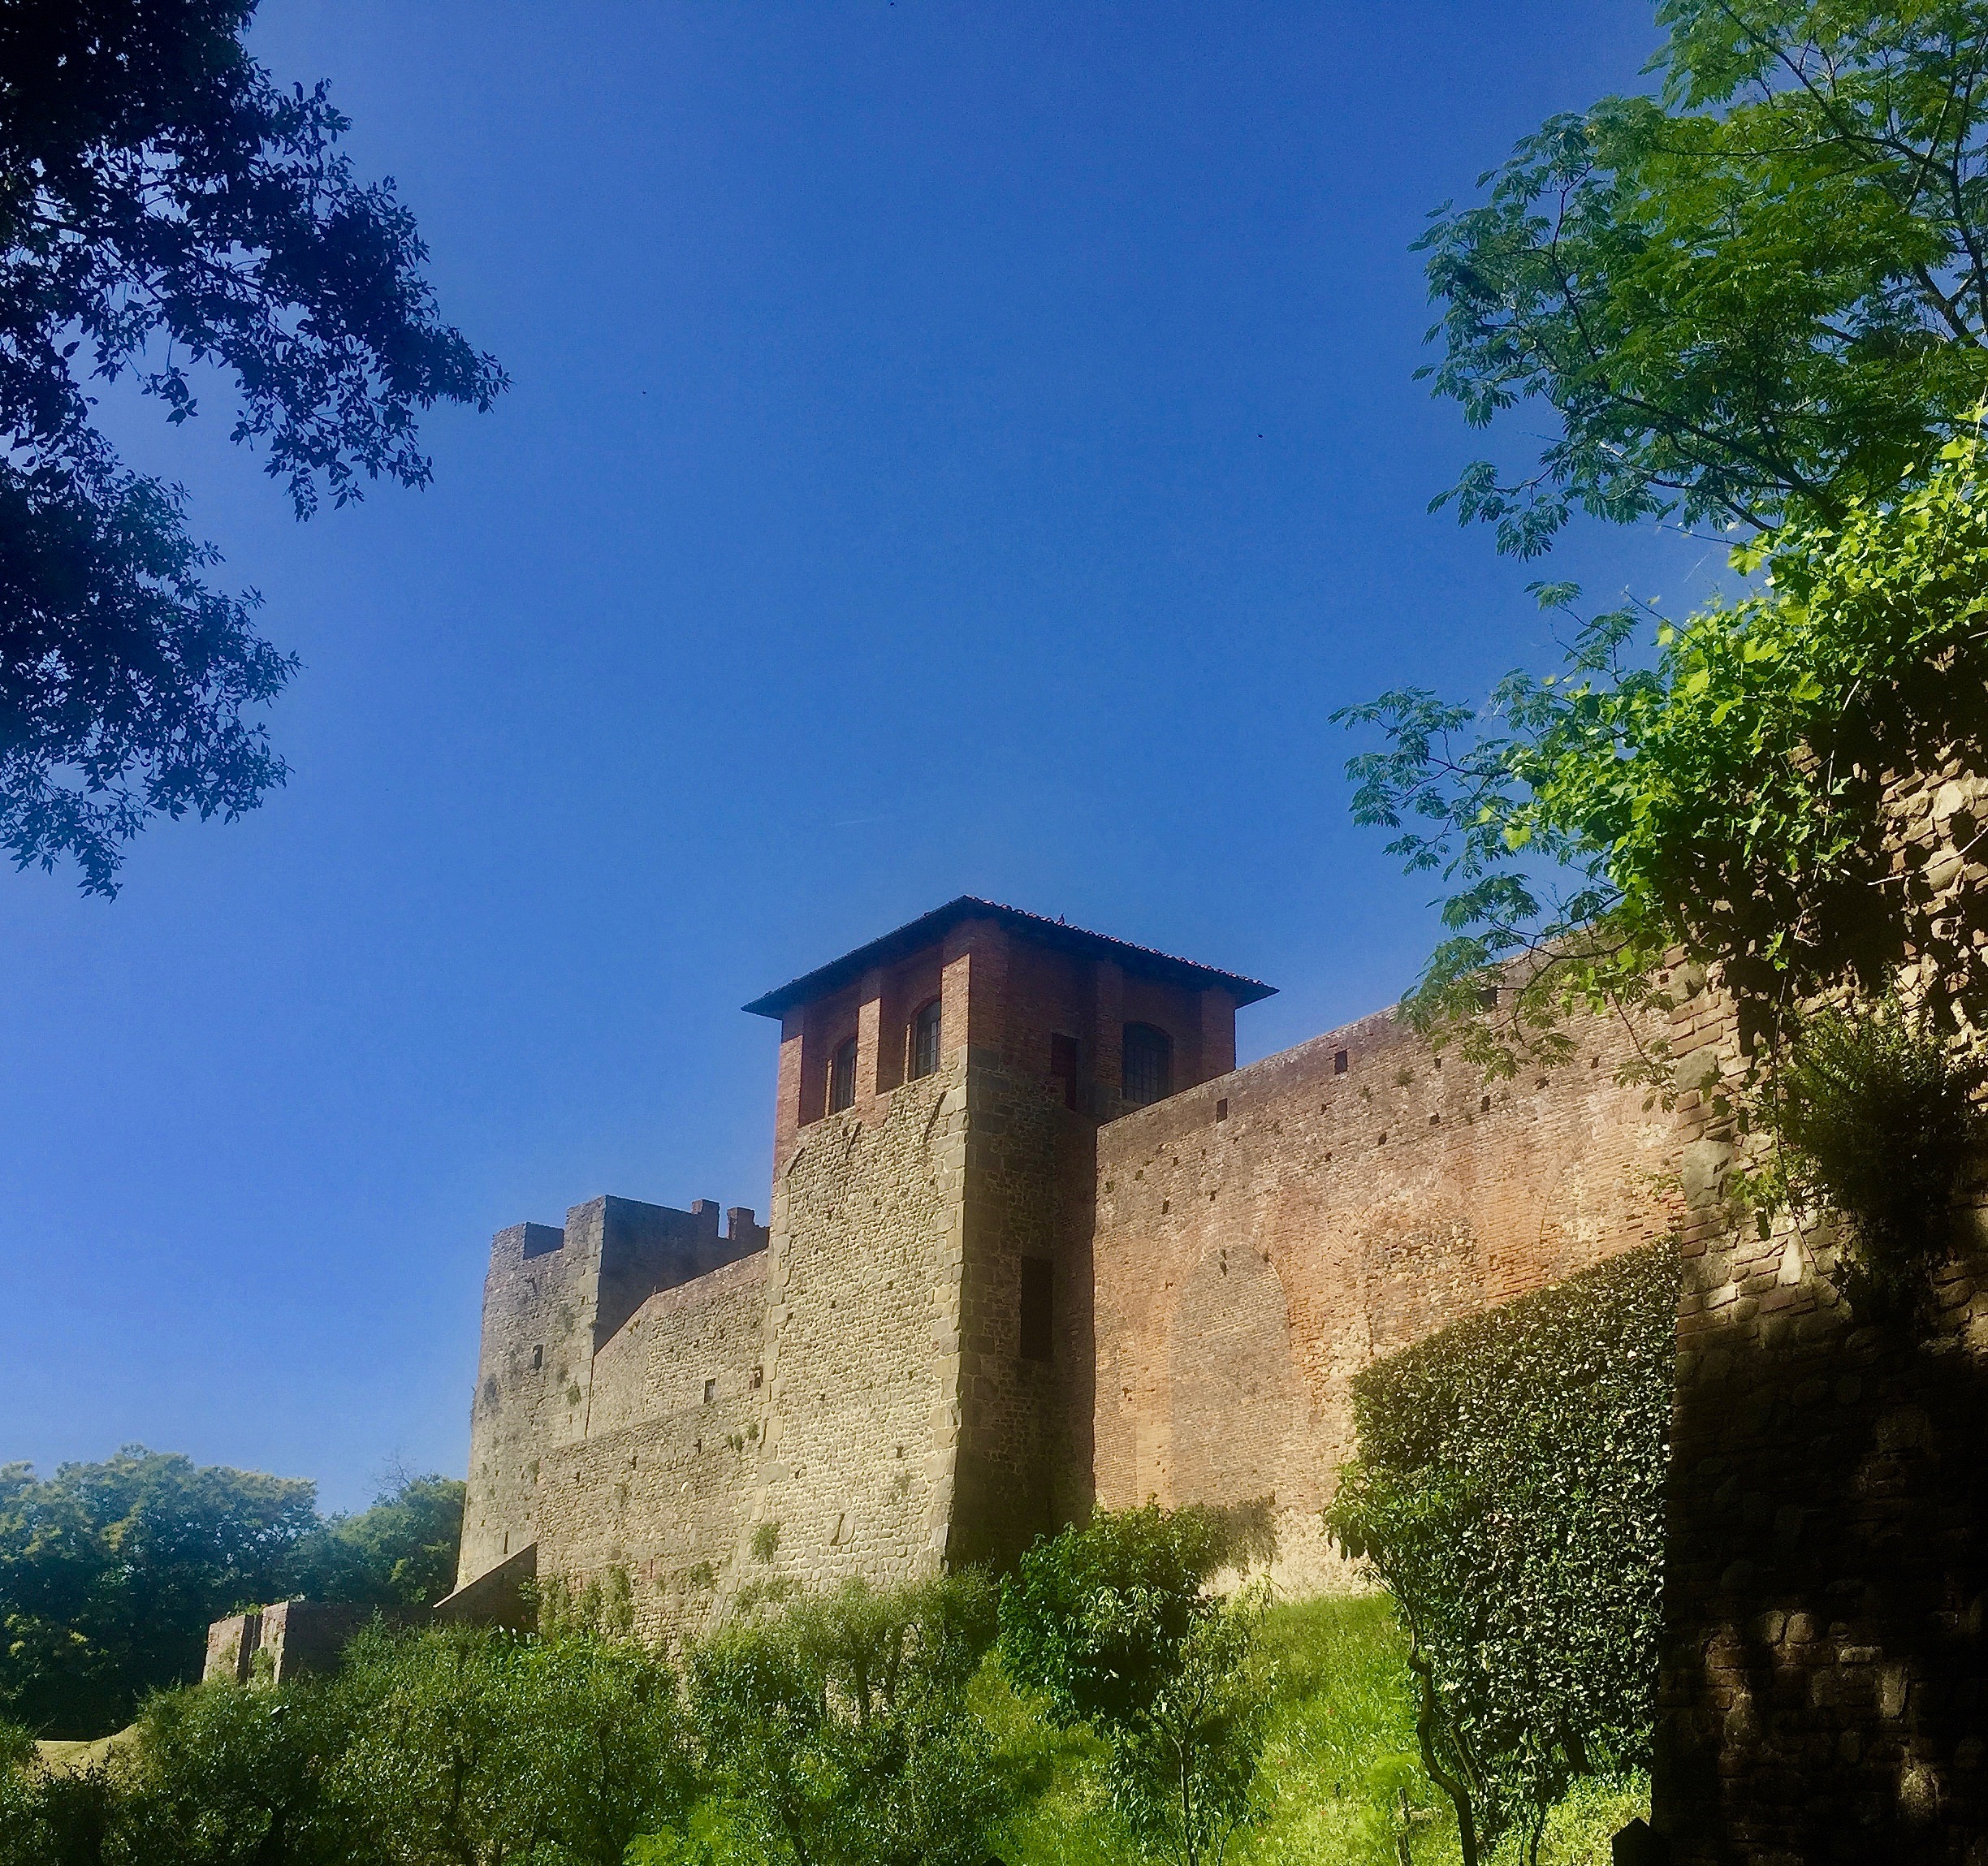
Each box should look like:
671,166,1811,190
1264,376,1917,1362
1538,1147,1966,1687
109,1666,365,1864
1738,991,1988,1316
328,1622,689,1866
1000,1505,1272,1866
1325,1243,1678,1866
685,1572,1004,1866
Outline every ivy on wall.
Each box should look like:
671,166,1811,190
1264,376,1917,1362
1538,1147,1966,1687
1325,1243,1679,1864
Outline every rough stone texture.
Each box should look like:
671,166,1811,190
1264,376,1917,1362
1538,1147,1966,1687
1653,766,1988,1864
201,1602,385,1685
450,905,1245,1638
1091,995,1681,1591
456,1194,768,1618
203,1612,260,1685
432,1542,536,1628
449,901,1687,1632
745,1059,966,1601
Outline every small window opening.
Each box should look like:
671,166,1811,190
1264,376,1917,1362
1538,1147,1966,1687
828,1037,858,1113
1478,986,1499,1009
750,1365,764,1390
1333,1048,1349,1075
531,1345,542,1371
1480,1094,1493,1112
702,1377,717,1404
910,1000,942,1080
1019,1258,1054,1363
1122,1023,1173,1106
1049,1032,1080,1110
1216,1097,1229,1121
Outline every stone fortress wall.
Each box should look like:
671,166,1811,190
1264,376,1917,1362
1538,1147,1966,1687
457,1194,770,1637
454,897,1682,1639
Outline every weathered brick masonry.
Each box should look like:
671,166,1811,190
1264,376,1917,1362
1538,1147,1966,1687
1091,992,1681,1590
344,856,1988,1855
456,900,1260,1630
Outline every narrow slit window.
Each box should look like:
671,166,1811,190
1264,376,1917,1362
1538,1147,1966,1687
1019,1258,1054,1363
702,1377,717,1404
828,1036,858,1113
1121,1023,1173,1107
1333,1048,1349,1074
1049,1032,1080,1110
910,1000,942,1080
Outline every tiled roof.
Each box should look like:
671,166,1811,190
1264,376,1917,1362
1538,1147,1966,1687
742,896,1277,1019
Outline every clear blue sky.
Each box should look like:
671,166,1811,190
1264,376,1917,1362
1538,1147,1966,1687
2,2,1713,1512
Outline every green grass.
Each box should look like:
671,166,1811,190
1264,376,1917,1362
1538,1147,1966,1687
979,1594,1649,1866
636,1595,1648,1865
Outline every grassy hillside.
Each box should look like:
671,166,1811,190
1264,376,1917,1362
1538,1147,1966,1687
978,1595,1648,1866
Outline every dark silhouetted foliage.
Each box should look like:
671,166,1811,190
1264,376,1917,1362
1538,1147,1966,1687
0,0,503,891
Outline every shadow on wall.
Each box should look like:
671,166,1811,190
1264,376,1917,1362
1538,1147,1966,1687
1657,1225,1988,1864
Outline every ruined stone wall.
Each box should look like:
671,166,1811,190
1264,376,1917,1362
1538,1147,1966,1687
1091,993,1680,1592
743,1061,968,1600
1654,763,1988,1863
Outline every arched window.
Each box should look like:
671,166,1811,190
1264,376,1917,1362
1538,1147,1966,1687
910,1000,942,1080
828,1036,858,1114
1121,1022,1173,1107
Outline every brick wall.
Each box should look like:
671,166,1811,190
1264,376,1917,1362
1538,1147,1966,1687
1091,993,1680,1591
950,1056,1089,1569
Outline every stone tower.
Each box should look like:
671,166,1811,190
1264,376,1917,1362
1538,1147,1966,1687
451,896,1272,1622
740,897,1273,1578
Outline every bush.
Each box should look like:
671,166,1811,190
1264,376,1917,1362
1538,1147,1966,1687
1000,1505,1272,1866
0,1622,689,1866
1739,991,1988,1315
329,1622,689,1866
1325,1244,1678,1866
683,1572,1004,1866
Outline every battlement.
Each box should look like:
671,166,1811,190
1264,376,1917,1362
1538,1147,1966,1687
456,1186,771,1594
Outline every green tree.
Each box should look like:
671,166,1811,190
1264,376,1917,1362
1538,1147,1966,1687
1338,429,1988,1071
999,1505,1270,1866
0,0,503,892
292,1475,466,1612
0,1448,317,1738
109,1658,366,1866
1421,0,1988,556
685,1573,1005,1866
1325,1247,1679,1866
328,1624,691,1866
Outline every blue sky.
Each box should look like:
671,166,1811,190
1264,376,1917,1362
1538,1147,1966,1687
1,2,1714,1512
